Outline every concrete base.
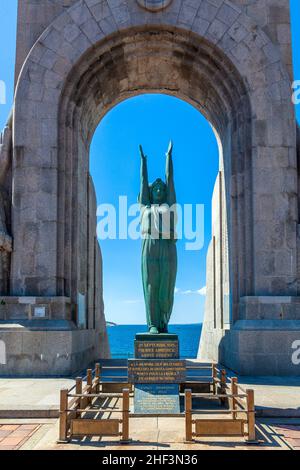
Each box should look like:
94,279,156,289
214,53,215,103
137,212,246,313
200,319,300,376
223,321,300,376
0,321,110,377
200,296,300,376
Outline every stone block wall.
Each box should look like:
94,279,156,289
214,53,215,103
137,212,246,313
2,0,298,375
15,0,78,84
15,0,293,84
1,2,111,377
231,0,293,78
0,326,109,377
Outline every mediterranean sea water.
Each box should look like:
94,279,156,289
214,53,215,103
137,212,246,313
107,324,202,359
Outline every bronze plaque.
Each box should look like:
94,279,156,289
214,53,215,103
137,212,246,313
128,359,186,383
135,340,179,359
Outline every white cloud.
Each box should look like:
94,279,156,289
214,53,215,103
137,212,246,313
175,286,207,296
197,286,207,296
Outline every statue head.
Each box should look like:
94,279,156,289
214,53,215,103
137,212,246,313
150,179,167,204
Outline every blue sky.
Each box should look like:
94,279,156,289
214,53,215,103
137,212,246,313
90,95,217,324
0,1,299,325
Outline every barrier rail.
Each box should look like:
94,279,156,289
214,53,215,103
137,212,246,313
58,363,131,443
59,362,256,444
185,368,256,443
180,363,223,394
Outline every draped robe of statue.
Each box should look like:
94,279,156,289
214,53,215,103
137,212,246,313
139,145,177,334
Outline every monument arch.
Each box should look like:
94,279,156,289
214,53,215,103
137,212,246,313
0,0,298,375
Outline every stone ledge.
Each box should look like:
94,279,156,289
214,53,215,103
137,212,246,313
233,319,300,330
0,320,76,331
0,297,71,322
239,296,300,320
0,409,59,419
241,296,300,303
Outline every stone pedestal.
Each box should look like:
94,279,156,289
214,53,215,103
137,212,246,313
200,296,300,376
0,296,110,376
0,323,109,377
129,333,186,414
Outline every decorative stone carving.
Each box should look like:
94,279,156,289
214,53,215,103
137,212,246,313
136,0,173,12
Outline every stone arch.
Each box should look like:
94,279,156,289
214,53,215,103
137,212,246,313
12,0,296,290
8,0,298,374
55,26,253,321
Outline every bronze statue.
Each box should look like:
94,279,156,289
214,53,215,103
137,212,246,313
139,142,177,334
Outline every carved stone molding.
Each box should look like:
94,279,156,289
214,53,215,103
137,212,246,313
136,0,173,12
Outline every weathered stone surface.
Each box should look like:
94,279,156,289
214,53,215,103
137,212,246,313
0,325,109,377
0,0,297,376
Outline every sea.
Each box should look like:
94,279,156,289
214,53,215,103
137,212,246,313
107,324,202,359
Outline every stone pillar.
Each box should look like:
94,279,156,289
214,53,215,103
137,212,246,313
0,126,12,295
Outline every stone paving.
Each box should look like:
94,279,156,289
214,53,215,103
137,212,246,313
1,363,300,450
226,372,300,417
0,424,40,450
273,425,300,450
0,378,75,418
0,418,299,451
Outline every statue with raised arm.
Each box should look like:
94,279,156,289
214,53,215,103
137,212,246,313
139,142,177,334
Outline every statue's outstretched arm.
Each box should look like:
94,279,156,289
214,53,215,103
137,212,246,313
139,145,150,206
166,141,176,205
